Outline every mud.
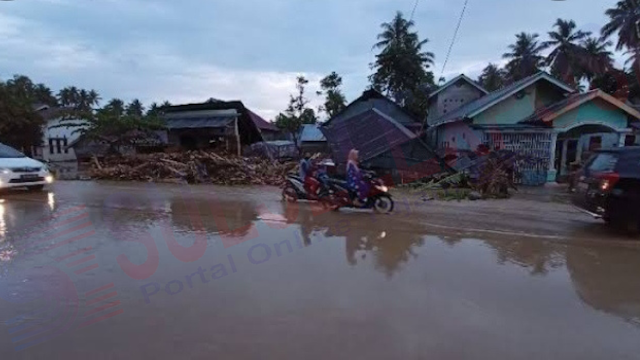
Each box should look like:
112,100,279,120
0,182,639,359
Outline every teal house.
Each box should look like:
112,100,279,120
427,72,640,185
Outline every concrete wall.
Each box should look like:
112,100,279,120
474,84,536,125
427,81,485,125
436,121,484,151
552,99,628,133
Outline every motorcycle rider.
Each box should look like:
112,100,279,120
300,152,319,198
347,149,369,207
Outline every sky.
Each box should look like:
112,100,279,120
0,0,623,120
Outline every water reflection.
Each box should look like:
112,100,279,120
280,203,426,277
170,198,259,238
0,201,6,240
566,244,640,324
47,191,55,211
481,238,565,275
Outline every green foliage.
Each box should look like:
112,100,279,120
369,11,435,121
275,76,317,152
0,76,46,152
317,72,347,119
502,32,546,82
478,64,507,92
58,98,165,155
57,86,100,111
543,19,591,86
601,0,640,52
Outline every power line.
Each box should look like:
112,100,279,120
409,0,420,21
439,0,469,80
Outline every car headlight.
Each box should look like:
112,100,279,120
0,168,12,174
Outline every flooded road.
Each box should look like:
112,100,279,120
0,182,639,359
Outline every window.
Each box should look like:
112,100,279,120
587,153,618,173
63,138,68,154
49,138,54,154
462,133,466,140
625,135,635,146
589,136,602,151
56,139,62,154
0,143,25,158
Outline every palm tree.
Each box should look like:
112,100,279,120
543,19,591,86
601,0,640,52
503,32,546,82
580,37,614,81
126,99,145,117
88,90,101,108
371,12,435,102
478,63,506,91
34,83,57,106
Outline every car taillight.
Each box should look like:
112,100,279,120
595,172,620,192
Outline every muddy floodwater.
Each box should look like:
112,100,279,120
0,182,639,359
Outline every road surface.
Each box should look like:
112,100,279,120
0,181,639,359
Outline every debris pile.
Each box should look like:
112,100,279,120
89,151,297,186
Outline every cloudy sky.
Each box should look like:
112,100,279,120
0,0,622,120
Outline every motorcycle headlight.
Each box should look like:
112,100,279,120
377,185,388,192
0,168,12,174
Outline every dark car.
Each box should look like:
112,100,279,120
572,147,640,232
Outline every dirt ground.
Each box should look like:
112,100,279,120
0,181,638,359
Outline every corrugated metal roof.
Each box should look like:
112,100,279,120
300,124,326,142
248,110,278,131
321,108,416,164
165,117,233,129
429,74,488,98
431,72,574,126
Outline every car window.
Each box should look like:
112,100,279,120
0,143,26,158
587,153,618,173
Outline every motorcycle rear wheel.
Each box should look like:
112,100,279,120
282,185,298,202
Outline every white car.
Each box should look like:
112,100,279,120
0,143,54,191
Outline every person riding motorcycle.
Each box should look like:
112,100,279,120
347,149,370,207
299,153,320,198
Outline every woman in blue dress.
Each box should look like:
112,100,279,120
347,149,369,206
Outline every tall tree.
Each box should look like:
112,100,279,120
503,32,546,82
56,101,164,155
478,63,506,92
0,78,45,153
126,99,145,117
601,0,640,52
146,102,161,117
275,76,317,153
580,37,614,82
103,98,125,116
33,83,57,106
370,11,435,120
543,19,591,86
317,71,347,119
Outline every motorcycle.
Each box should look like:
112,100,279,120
282,172,329,203
321,171,394,214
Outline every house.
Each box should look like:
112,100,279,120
247,110,280,141
427,74,488,125
428,71,640,185
32,106,86,179
299,124,328,154
321,90,449,183
161,101,265,154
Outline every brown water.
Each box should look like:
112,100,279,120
0,182,639,359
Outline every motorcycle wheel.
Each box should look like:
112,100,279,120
319,192,340,211
373,194,394,214
282,185,298,203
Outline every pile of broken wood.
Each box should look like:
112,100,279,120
89,151,298,186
